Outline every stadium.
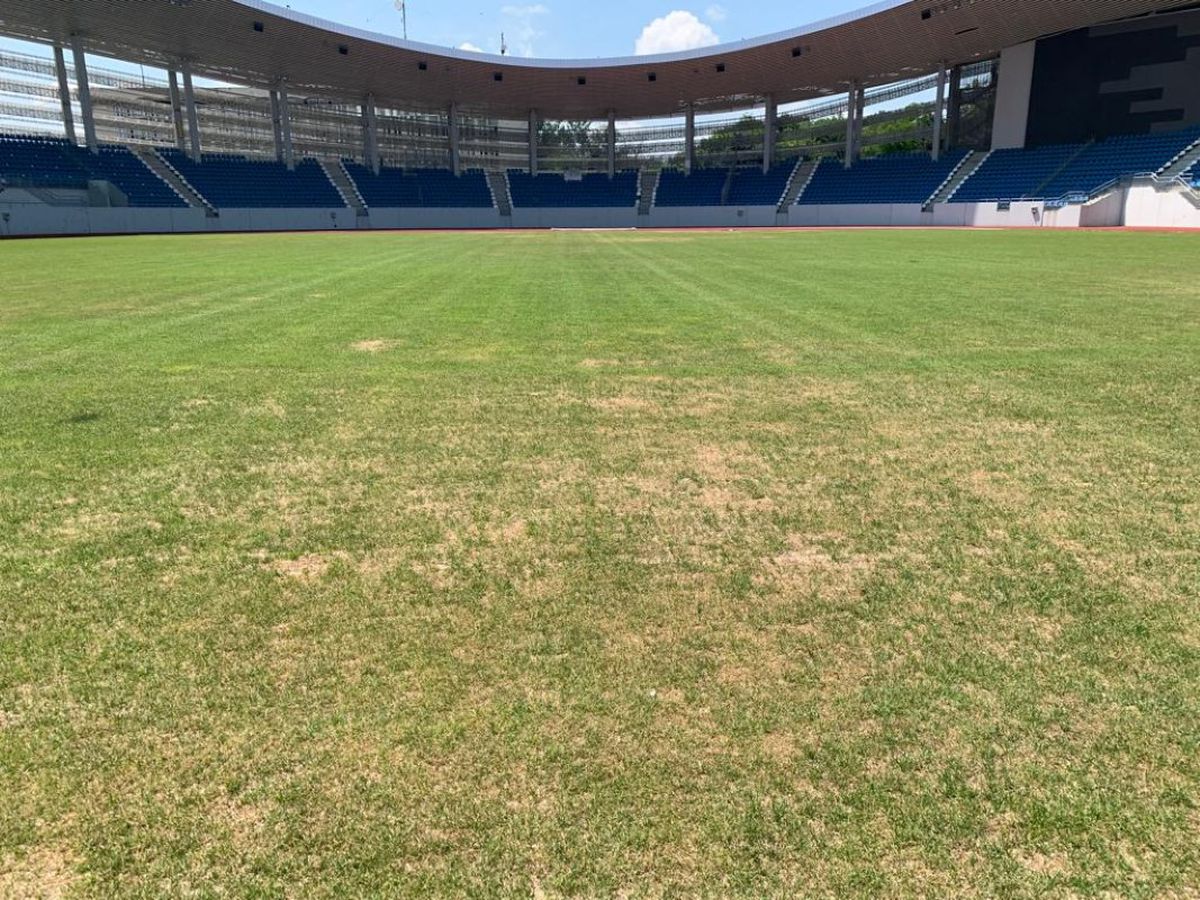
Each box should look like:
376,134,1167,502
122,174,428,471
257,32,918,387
1,0,1199,896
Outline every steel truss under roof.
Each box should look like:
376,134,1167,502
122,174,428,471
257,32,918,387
0,0,1193,120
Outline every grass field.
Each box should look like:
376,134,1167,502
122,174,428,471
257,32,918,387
1,229,1199,897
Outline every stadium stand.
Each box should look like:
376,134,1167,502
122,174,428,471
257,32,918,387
655,168,728,207
797,151,969,205
341,162,494,208
949,144,1085,203
727,164,796,206
506,170,638,207
0,135,88,187
0,135,187,207
160,150,343,208
1036,128,1200,199
951,129,1200,202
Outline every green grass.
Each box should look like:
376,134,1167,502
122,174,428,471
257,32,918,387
1,229,1198,897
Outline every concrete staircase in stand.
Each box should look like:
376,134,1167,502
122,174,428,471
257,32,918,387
638,169,658,215
927,150,989,208
779,159,817,211
321,159,368,217
135,147,216,216
1159,138,1200,179
486,171,513,217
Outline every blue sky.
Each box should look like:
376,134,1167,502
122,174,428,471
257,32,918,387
276,0,870,59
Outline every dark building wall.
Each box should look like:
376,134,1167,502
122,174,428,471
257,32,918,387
1026,8,1200,146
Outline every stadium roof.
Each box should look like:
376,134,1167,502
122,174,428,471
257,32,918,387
0,0,1194,119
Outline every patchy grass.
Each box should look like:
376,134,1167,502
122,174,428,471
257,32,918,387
1,229,1199,897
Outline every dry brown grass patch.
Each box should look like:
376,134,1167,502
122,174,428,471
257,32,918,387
1011,849,1071,877
762,732,797,761
351,339,393,353
590,395,658,414
267,552,346,582
0,847,80,899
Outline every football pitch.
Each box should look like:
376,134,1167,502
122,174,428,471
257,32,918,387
2,229,1198,896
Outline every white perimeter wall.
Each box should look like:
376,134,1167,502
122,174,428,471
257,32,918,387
1121,184,1200,228
992,42,1038,150
5,195,1199,237
788,202,1084,228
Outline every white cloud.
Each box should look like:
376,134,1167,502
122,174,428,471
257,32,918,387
501,4,550,57
458,41,485,53
634,11,719,56
705,4,727,23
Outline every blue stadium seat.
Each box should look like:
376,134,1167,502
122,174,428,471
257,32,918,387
950,144,1084,203
0,135,187,207
506,170,638,208
655,168,728,207
952,126,1200,203
797,151,968,205
726,164,795,206
1038,127,1200,199
342,162,493,208
161,150,343,208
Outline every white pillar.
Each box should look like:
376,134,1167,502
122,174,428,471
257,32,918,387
167,69,186,152
182,63,202,161
684,104,695,175
762,94,777,174
277,81,294,170
854,84,866,163
70,37,97,153
363,94,380,174
607,109,617,179
844,81,857,169
447,103,461,177
528,109,538,176
932,63,947,161
269,90,284,163
992,42,1036,150
52,44,76,145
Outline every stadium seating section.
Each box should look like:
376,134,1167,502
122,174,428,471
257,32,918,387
950,144,1084,203
506,170,638,207
952,128,1200,203
797,152,968,205
0,135,186,207
1038,128,1200,199
655,168,728,206
342,162,494,208
6,124,1200,214
161,150,343,208
727,164,795,206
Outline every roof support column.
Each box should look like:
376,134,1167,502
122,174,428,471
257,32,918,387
853,83,866,164
447,103,461,177
167,69,186,152
269,90,284,163
844,81,858,169
70,37,97,153
277,80,294,170
362,94,380,174
607,110,617,179
182,62,203,161
52,44,76,146
684,104,695,176
947,64,964,149
528,109,538,176
762,94,777,174
932,62,947,161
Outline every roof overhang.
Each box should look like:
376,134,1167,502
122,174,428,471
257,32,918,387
0,0,1194,119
